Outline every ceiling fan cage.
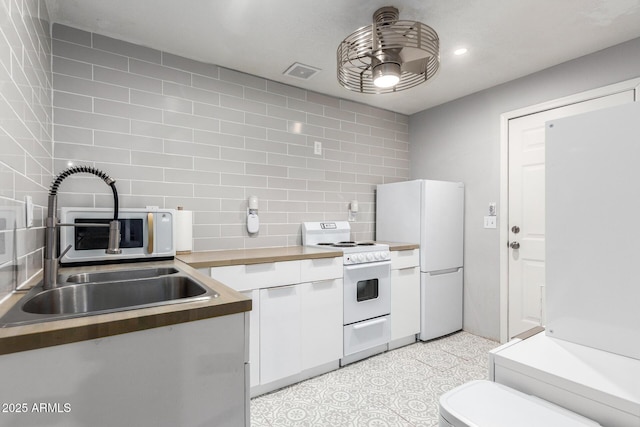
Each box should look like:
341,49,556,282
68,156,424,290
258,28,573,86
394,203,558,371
337,7,440,94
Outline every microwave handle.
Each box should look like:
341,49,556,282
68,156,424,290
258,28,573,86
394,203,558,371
148,212,154,254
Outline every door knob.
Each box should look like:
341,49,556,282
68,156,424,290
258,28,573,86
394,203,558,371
511,226,520,234
509,241,520,249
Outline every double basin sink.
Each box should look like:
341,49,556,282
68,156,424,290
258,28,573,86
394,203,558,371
0,265,219,327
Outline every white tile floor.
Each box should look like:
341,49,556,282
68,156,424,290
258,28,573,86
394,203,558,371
251,332,499,426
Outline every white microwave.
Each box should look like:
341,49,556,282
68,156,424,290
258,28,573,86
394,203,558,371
59,207,175,265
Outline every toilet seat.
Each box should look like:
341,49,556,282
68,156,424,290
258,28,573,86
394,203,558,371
439,380,600,427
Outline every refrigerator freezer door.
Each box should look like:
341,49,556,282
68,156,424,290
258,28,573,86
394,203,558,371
420,269,463,341
376,180,422,244
421,181,465,272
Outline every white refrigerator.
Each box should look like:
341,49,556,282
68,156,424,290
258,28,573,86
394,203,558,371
376,179,465,341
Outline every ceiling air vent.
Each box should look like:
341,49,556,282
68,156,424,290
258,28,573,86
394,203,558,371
283,62,321,80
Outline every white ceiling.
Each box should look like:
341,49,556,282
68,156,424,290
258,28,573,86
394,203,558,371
44,0,640,115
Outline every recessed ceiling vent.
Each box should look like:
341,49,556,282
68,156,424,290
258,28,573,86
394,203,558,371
283,62,322,80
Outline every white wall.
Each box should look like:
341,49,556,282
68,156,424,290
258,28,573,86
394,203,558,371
51,24,410,250
409,37,640,340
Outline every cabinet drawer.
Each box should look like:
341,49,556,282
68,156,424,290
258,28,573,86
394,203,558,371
391,249,419,270
343,315,391,356
300,257,343,282
210,261,300,292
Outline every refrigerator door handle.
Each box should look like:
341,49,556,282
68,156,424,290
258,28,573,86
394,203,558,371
428,267,462,276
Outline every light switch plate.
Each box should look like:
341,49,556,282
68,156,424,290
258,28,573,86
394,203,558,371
484,216,497,229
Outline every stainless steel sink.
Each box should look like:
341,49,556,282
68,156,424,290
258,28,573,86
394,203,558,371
62,267,179,284
0,266,218,327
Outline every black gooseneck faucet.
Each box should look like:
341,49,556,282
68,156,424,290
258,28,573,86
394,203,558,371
43,166,121,289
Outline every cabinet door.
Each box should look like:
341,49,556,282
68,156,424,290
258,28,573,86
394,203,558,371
240,290,260,388
259,285,301,384
300,279,343,370
391,267,420,340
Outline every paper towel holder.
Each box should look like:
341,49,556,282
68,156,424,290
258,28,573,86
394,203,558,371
247,196,259,234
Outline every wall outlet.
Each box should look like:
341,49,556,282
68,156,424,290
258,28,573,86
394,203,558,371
484,216,497,229
314,141,322,155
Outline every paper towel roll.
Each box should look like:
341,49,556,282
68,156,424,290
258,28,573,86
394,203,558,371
175,207,193,254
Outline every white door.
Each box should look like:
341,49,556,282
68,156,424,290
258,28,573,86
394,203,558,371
507,90,635,339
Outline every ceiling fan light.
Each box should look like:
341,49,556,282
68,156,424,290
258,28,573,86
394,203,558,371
373,62,401,88
336,6,440,94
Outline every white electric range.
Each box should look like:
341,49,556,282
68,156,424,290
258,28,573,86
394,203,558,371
302,221,391,365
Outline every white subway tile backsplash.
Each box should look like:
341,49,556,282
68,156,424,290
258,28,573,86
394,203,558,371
94,130,161,151
164,110,220,132
193,102,243,123
131,89,193,114
52,56,92,78
1,0,51,299
53,39,128,71
244,87,287,107
131,119,193,142
54,73,129,101
192,74,243,97
51,24,91,47
93,33,161,64
48,23,409,249
266,80,305,100
220,68,265,90
94,98,162,122
53,91,92,111
162,52,219,78
163,81,220,105
194,157,244,174
130,58,191,85
244,113,287,131
220,121,266,139
130,150,192,169
94,65,163,94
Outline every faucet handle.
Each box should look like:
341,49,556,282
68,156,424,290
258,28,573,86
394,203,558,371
59,244,72,260
106,220,122,254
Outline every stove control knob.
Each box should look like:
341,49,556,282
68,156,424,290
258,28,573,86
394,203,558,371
374,251,382,260
358,253,367,263
366,253,374,262
380,251,389,260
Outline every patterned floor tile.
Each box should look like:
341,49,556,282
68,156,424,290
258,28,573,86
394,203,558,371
347,406,415,427
250,331,498,427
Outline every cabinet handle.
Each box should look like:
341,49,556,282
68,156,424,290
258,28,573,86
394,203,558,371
353,317,387,330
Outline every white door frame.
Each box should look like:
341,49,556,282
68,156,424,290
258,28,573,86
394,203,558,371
498,77,640,343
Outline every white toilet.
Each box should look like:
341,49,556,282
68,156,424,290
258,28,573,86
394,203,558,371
439,380,601,427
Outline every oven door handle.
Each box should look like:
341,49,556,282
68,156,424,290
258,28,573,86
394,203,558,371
344,260,391,271
353,317,387,330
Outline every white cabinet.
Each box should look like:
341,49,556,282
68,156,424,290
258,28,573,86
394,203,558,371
260,279,343,384
240,289,260,388
0,314,248,427
300,279,343,369
210,257,343,395
259,285,302,384
390,249,420,345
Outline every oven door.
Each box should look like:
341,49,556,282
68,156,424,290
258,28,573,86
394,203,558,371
343,260,391,325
